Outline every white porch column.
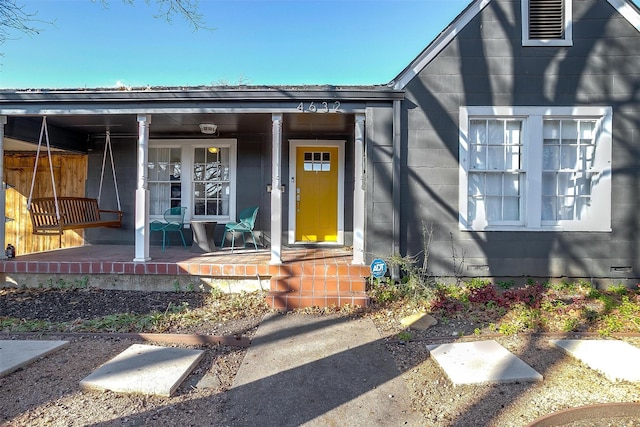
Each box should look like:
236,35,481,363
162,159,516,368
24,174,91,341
352,114,366,265
270,113,283,265
0,116,7,260
133,114,151,262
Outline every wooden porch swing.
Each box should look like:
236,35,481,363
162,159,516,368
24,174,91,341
27,117,123,235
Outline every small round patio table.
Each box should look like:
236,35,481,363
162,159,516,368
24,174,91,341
190,221,217,253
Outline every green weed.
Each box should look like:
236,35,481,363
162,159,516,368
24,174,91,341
608,284,628,296
496,280,514,290
549,280,577,292
397,330,412,342
0,318,51,332
467,278,491,290
587,288,602,299
598,315,624,336
209,286,224,299
562,317,580,332
618,296,640,316
498,322,520,336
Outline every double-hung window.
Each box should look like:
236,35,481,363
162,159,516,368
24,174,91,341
148,139,237,222
459,107,612,232
466,118,524,226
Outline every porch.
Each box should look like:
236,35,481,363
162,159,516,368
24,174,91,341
0,245,371,310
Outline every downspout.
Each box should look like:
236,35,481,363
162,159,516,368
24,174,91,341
391,100,401,281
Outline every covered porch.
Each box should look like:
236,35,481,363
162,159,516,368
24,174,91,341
0,86,402,308
0,245,371,310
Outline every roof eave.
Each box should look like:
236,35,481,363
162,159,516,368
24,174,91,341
390,0,492,91
0,85,405,104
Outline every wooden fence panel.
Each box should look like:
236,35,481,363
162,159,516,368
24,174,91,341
4,153,87,255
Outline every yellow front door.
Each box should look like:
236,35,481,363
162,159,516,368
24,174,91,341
295,146,338,242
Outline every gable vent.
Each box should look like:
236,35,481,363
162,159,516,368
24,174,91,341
529,0,564,39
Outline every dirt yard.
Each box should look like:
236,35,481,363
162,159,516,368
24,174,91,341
1,288,639,426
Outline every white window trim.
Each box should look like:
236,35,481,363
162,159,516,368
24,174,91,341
149,138,237,224
522,0,573,47
459,106,612,232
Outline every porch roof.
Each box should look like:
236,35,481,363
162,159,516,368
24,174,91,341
0,84,403,107
0,84,403,152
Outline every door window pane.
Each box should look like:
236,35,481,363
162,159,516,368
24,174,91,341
303,151,332,172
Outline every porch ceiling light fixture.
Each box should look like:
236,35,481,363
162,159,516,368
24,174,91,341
199,123,218,134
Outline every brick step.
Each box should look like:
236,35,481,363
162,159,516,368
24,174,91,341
269,276,367,293
266,291,370,311
263,261,370,310
269,263,370,278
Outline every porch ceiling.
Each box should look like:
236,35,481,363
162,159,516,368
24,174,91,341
4,112,355,152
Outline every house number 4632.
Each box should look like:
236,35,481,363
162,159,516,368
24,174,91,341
296,101,341,113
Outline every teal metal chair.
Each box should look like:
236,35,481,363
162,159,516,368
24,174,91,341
150,206,187,251
221,206,259,251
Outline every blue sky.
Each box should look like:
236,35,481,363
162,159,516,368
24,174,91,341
0,0,470,88
0,0,638,89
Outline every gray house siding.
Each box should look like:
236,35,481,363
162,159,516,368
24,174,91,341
365,106,395,258
396,0,640,282
235,133,271,244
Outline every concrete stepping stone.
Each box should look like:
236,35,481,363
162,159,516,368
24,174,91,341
427,340,543,386
80,344,204,396
551,339,640,382
0,340,69,378
400,312,437,330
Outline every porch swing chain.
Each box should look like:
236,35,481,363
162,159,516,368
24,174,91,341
98,131,121,211
27,118,122,216
27,116,61,221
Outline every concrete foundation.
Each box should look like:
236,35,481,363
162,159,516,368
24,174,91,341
1,273,263,294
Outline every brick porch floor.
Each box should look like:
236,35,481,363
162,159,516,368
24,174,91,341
0,245,370,309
